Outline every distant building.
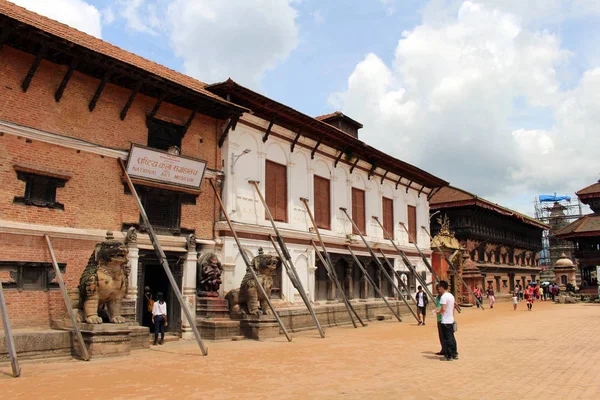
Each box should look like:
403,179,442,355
429,186,548,303
556,180,600,294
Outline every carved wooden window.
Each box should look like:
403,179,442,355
351,188,366,234
147,117,185,151
265,160,287,222
0,261,65,291
13,171,67,210
313,175,331,230
382,197,394,240
139,187,181,230
407,205,417,243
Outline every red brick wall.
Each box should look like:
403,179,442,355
0,233,95,329
0,45,225,328
0,45,222,239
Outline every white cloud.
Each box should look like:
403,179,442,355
114,0,299,88
310,10,324,23
331,1,599,207
9,0,102,37
379,0,396,15
102,7,115,25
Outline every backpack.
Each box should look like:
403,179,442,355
146,294,154,313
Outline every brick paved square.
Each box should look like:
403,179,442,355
2,301,599,400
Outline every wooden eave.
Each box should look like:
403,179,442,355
206,79,448,190
0,16,247,120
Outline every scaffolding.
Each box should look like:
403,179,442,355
534,194,584,268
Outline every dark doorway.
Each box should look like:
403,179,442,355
137,251,183,335
315,258,329,302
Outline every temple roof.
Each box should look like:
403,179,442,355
555,214,600,239
430,186,549,230
315,111,363,128
576,181,600,197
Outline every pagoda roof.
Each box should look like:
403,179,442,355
555,214,600,239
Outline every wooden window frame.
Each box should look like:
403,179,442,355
265,160,288,223
313,175,331,230
0,261,65,291
351,188,366,235
382,197,394,240
407,205,417,244
147,117,185,152
13,171,67,210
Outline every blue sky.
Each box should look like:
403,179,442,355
9,0,600,215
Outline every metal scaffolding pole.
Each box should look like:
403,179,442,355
0,280,20,377
346,247,402,322
118,159,209,355
249,181,325,338
209,179,292,342
44,235,90,361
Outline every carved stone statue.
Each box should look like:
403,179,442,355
197,252,223,296
71,231,129,324
225,248,279,316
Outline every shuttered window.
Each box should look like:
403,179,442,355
351,188,366,234
265,160,287,222
314,176,331,230
382,197,394,240
407,205,417,243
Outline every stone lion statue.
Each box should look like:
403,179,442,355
71,231,129,324
225,248,279,316
197,252,223,297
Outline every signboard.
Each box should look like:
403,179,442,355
126,145,207,190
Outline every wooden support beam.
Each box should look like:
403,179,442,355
405,180,413,193
88,70,112,111
54,58,79,102
333,146,348,168
427,186,443,201
262,115,276,142
148,93,164,119
182,106,198,134
120,82,142,120
21,43,47,92
290,129,301,153
218,114,239,147
0,25,12,52
380,170,388,185
310,138,322,160
350,157,360,174
417,185,426,198
395,176,403,190
367,164,377,180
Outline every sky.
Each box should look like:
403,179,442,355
9,0,600,216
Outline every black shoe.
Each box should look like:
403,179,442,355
153,339,158,346
435,351,444,355
418,321,423,325
452,354,459,360
422,322,426,326
440,357,452,362
159,338,164,345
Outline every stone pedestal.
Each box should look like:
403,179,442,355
239,315,280,340
196,296,241,340
52,320,149,359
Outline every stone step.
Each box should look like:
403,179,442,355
148,333,180,344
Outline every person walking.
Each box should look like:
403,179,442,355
152,292,167,345
473,285,483,308
435,281,458,362
539,286,544,301
486,285,496,309
143,286,154,332
551,284,558,301
415,286,428,325
514,285,520,302
526,285,535,311
512,292,518,311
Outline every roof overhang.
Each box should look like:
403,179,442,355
207,79,448,189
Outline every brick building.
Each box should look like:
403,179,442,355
429,186,548,303
0,2,245,336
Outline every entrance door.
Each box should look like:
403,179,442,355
137,253,183,335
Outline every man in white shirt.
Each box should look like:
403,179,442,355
415,285,428,325
436,280,458,361
151,292,168,345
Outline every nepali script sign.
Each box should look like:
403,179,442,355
126,145,207,190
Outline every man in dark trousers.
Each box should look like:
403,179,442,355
436,280,458,361
415,285,429,325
